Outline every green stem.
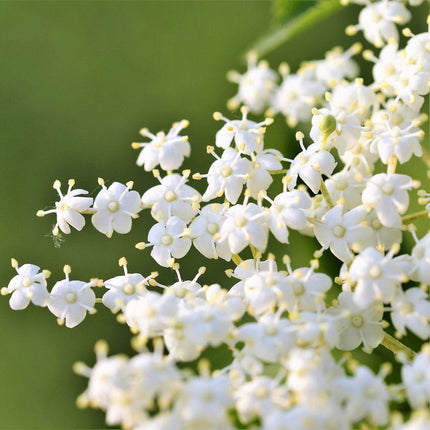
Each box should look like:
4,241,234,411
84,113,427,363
402,210,429,223
380,332,416,363
320,180,334,209
244,0,343,59
268,169,288,175
231,254,242,266
250,244,259,262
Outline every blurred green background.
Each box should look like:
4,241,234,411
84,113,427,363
0,1,427,428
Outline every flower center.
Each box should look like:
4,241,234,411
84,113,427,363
381,183,394,195
335,179,348,191
384,64,395,75
234,215,248,227
221,165,233,177
414,247,425,259
107,201,120,213
265,274,277,286
292,281,305,296
298,153,309,165
161,234,173,246
207,222,219,235
164,190,177,202
371,218,382,230
425,41,430,53
239,120,248,130
371,12,382,23
265,324,278,336
55,201,70,211
65,291,78,304
333,225,346,238
368,264,382,279
122,283,135,295
272,203,283,214
351,315,364,328
390,127,402,138
22,277,33,288
400,301,414,314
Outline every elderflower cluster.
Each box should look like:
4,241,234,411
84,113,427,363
4,1,430,429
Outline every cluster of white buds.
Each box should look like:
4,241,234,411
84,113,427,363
4,0,430,429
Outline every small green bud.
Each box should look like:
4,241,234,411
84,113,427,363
318,114,337,136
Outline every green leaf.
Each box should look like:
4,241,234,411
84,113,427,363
271,0,317,25
245,0,344,60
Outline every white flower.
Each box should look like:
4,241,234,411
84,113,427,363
338,366,390,426
391,288,430,339
402,346,430,409
227,54,278,114
329,80,379,120
174,375,233,429
362,173,414,227
102,258,154,313
199,147,251,204
370,120,423,164
4,260,50,310
324,170,366,210
348,0,411,48
294,311,339,349
218,203,269,254
237,314,295,362
213,107,273,155
37,179,93,236
141,171,201,223
234,376,288,424
145,216,191,267
284,265,332,313
365,210,403,249
270,67,326,127
132,120,190,171
314,204,372,263
92,179,142,237
310,107,363,155
48,265,96,328
327,291,384,351
124,291,179,338
247,148,283,198
349,247,405,308
267,189,312,243
314,44,360,86
242,269,291,315
410,233,430,283
189,203,231,260
286,135,336,194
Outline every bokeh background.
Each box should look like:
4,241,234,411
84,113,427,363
0,1,427,428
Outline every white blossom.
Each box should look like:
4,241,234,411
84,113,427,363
199,147,251,204
286,135,336,194
145,216,191,267
141,171,201,223
213,107,272,155
227,54,278,114
48,266,96,328
327,291,384,351
362,173,414,228
391,288,430,339
132,120,190,171
4,260,50,310
37,179,93,236
218,202,269,254
92,180,142,237
349,247,405,308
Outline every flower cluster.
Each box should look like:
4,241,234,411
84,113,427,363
4,0,430,429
